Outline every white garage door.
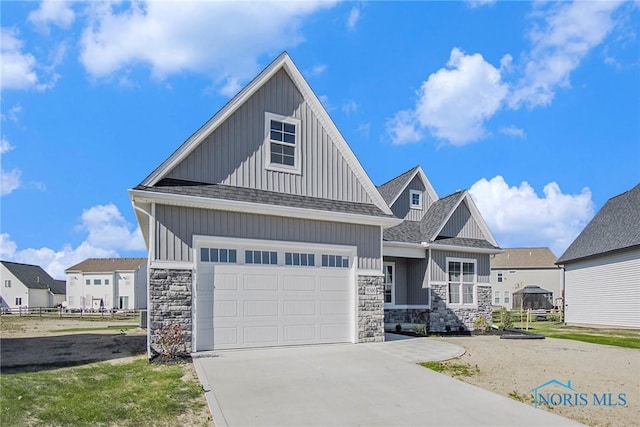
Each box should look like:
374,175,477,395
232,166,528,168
194,249,355,351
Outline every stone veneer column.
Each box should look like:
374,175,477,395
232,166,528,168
429,283,494,332
149,268,193,357
357,275,384,343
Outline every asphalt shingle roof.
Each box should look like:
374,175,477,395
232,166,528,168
558,184,640,264
1,261,59,290
66,258,147,273
491,247,558,269
432,237,497,249
135,179,394,218
420,191,465,240
51,280,66,295
376,166,419,205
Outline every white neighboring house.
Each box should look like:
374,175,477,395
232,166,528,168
65,258,147,310
557,184,640,329
490,248,563,309
0,261,66,309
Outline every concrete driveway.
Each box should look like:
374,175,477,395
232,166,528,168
193,335,580,427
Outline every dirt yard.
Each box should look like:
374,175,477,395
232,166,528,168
436,335,640,427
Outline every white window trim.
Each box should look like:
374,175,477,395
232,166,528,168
409,189,422,210
494,289,501,305
383,262,395,307
445,257,477,307
264,112,302,175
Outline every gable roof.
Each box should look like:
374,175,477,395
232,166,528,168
51,280,66,295
138,52,392,216
377,165,438,207
65,258,147,273
1,261,59,290
491,247,558,269
383,190,500,251
558,184,640,264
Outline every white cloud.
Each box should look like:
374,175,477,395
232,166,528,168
467,0,497,8
28,0,75,31
1,105,23,122
386,110,423,145
347,7,360,30
469,176,595,255
79,1,335,93
342,100,358,116
388,48,508,145
0,203,145,279
1,136,21,196
1,28,40,90
509,1,624,108
499,126,526,139
306,64,327,77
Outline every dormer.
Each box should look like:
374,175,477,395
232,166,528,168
377,166,438,221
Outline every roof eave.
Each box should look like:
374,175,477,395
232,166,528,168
427,242,503,254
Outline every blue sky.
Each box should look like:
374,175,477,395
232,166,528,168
1,1,639,278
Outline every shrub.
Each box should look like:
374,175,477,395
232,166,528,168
158,324,187,358
413,324,427,335
499,307,513,330
473,316,488,334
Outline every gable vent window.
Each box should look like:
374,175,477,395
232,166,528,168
265,112,301,174
410,190,422,209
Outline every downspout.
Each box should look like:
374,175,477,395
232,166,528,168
133,202,153,359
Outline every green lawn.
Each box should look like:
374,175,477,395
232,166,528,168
1,359,208,426
512,321,640,349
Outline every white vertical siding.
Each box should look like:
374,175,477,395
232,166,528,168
564,249,640,328
155,204,381,271
441,203,485,240
166,69,372,204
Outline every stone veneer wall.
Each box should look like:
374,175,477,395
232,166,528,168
149,268,193,357
357,275,384,343
429,284,492,333
384,309,430,328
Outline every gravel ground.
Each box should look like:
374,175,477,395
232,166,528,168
435,335,639,427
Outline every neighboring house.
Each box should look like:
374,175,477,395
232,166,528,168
0,261,66,309
378,166,501,332
557,184,640,328
65,258,147,311
489,248,562,309
129,52,499,357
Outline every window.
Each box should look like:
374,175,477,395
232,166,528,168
105,279,110,285
4,280,10,288
504,291,510,305
321,254,349,268
447,259,476,304
383,263,394,304
494,290,500,304
497,272,503,283
409,190,422,209
200,248,237,263
15,297,22,306
265,112,300,173
86,279,90,285
285,252,315,266
246,250,278,265
94,279,101,285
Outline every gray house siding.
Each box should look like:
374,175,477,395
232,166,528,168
154,204,381,270
440,203,486,240
167,69,372,204
389,175,433,221
384,256,429,305
430,250,490,283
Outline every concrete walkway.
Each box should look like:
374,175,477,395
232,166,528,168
193,335,581,427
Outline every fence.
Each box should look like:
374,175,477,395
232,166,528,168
0,307,142,320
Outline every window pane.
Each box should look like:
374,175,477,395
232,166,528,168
283,133,295,144
283,145,295,156
449,284,460,304
86,279,90,285
270,252,278,265
322,255,328,267
245,250,253,264
448,262,460,282
229,250,237,263
105,279,109,285
270,130,283,141
254,251,262,264
463,263,474,282
343,257,349,268
211,248,219,262
463,284,474,304
494,291,500,304
285,252,292,265
201,247,210,262
293,252,300,265
270,120,282,131
271,152,283,164
308,254,315,266
329,255,336,267
283,155,295,166
220,249,228,263
283,123,295,134
300,253,307,266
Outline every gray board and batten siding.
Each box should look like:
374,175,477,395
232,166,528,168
430,250,491,283
384,256,429,305
154,204,382,271
440,202,487,240
389,175,434,221
166,68,372,204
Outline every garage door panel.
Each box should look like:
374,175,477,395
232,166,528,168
283,275,316,291
283,300,316,316
214,273,238,291
319,276,348,291
283,324,316,341
244,326,279,344
214,300,238,318
215,327,238,346
243,300,279,316
320,300,350,315
243,274,278,291
320,324,350,340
